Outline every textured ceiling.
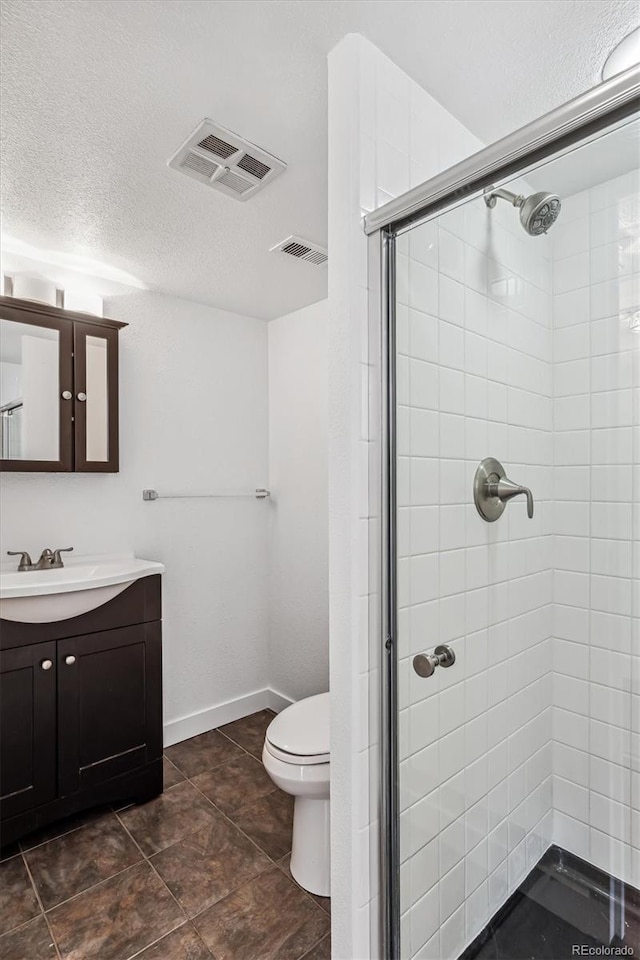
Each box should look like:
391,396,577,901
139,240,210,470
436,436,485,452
1,0,638,320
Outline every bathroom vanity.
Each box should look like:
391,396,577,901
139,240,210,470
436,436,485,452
0,557,164,847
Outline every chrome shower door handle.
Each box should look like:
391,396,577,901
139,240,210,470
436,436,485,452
474,458,534,522
413,644,456,678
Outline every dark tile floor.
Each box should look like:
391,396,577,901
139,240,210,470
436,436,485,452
0,710,331,960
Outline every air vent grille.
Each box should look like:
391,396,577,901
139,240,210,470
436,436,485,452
181,152,218,178
282,241,311,258
198,134,238,160
270,236,328,268
169,119,286,202
237,153,271,180
217,170,253,194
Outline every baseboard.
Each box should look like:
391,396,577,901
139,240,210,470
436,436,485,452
163,687,294,747
266,687,294,713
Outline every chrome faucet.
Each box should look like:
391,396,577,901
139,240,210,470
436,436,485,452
473,458,534,522
7,548,74,571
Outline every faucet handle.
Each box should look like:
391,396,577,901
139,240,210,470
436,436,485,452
52,547,73,565
7,550,33,571
474,458,534,522
493,478,534,519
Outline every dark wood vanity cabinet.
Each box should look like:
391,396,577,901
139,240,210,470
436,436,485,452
0,296,126,473
0,576,163,847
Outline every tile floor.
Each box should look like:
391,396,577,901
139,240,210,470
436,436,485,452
0,710,331,960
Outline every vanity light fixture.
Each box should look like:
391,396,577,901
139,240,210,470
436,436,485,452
602,27,640,81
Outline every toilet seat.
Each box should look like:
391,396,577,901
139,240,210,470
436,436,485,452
264,740,329,766
265,692,329,766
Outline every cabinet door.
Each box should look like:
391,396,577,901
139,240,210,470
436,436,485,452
57,624,162,796
0,306,74,472
0,643,57,818
73,321,119,472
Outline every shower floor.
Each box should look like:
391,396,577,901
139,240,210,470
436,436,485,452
461,846,640,960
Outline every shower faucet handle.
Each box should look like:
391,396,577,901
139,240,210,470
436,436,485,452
474,458,534,522
488,477,534,519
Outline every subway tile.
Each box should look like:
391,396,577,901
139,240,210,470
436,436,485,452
409,309,438,363
439,275,465,326
591,464,633,501
554,776,589,822
410,408,439,456
554,324,590,362
591,426,633,465
553,252,589,295
591,388,633,428
409,260,438,315
410,222,439,270
410,457,439,506
554,358,590,398
409,358,439,410
439,415,465,460
439,229,465,284
439,321,465,370
439,367,465,414
552,216,590,259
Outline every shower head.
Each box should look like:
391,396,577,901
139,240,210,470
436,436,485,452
484,187,561,236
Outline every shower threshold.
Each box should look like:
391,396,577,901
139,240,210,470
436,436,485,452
460,846,640,960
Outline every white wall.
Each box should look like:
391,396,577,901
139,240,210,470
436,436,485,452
0,290,271,744
551,169,640,889
267,300,329,702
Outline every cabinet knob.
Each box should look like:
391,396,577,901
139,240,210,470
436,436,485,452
41,659,53,671
61,390,73,400
76,392,87,402
65,655,76,665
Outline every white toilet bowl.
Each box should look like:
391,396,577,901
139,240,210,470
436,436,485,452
262,692,330,897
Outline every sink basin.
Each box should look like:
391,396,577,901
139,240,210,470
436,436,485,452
0,554,164,623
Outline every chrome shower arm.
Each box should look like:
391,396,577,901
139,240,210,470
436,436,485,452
484,186,524,208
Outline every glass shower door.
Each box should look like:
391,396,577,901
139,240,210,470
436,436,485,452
394,116,639,960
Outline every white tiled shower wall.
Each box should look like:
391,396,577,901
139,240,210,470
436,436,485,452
328,34,483,959
396,194,555,960
551,169,640,887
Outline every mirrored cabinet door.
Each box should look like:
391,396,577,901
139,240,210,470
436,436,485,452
0,297,125,473
0,310,74,470
73,322,119,472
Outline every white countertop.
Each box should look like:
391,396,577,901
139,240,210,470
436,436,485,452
0,553,164,599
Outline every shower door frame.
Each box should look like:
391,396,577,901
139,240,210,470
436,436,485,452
367,65,640,960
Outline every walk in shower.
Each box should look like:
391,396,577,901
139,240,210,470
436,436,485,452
366,67,640,958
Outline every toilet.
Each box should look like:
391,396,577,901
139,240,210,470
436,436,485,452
262,692,330,897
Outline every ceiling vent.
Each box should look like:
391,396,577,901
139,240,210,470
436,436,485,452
270,236,328,268
168,120,286,202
